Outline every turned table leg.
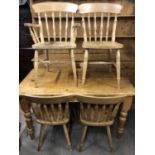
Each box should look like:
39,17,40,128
20,97,35,139
117,96,133,137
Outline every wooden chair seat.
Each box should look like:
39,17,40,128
80,117,114,126
32,42,76,50
37,118,69,125
82,41,123,49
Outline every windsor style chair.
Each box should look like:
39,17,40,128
79,3,123,88
22,95,72,151
24,2,78,87
77,95,126,152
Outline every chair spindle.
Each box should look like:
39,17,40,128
94,13,97,41
106,13,110,41
112,14,117,42
44,12,50,42
65,13,68,41
70,13,74,42
59,12,62,42
38,13,44,43
38,104,44,120
100,13,104,41
88,13,91,41
51,104,56,121
82,15,87,42
29,27,38,43
32,27,40,43
52,12,56,41
43,104,50,121
58,103,63,120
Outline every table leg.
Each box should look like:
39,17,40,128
117,96,133,137
20,97,35,139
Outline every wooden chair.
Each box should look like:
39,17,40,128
23,95,72,151
78,3,123,88
77,95,126,152
24,2,78,87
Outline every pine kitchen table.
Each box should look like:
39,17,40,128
19,68,135,139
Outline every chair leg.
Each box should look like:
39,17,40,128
79,125,88,152
82,50,88,85
108,49,112,72
116,50,120,89
38,124,45,151
44,49,50,72
34,50,39,88
63,124,72,150
70,49,77,86
106,126,113,152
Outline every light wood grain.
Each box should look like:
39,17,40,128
78,3,122,14
19,69,134,139
78,95,125,152
105,13,110,41
32,2,78,13
79,3,123,87
83,41,123,49
19,69,134,96
25,2,78,86
22,94,72,151
32,42,76,49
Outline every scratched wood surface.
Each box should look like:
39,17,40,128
19,68,134,96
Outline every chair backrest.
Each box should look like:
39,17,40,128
23,95,71,124
78,3,122,42
77,95,126,124
32,2,78,43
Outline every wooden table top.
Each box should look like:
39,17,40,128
19,68,135,96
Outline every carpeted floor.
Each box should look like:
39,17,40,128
20,106,135,155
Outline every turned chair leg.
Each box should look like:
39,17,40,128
34,50,39,88
63,124,72,150
38,124,45,151
70,49,77,86
116,50,120,89
79,125,88,152
106,126,113,152
82,50,88,85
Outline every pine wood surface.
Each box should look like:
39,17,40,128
20,0,135,83
78,95,126,152
32,42,76,49
19,68,134,96
19,0,135,141
82,41,123,49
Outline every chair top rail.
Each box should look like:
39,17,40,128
77,95,126,104
79,3,122,14
21,95,71,104
32,2,78,13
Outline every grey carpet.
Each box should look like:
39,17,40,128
20,108,135,155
